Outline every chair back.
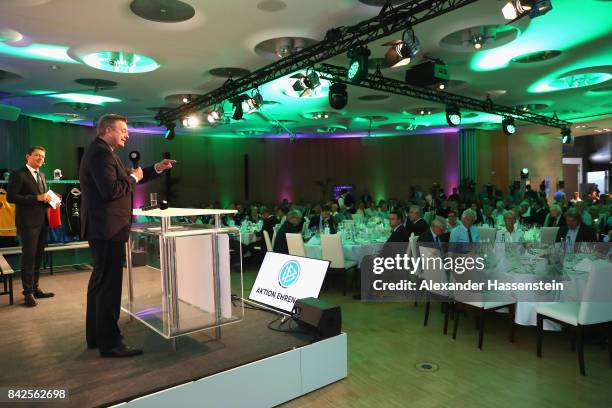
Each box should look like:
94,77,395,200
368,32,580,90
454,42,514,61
478,227,496,243
451,254,487,304
579,260,612,325
539,227,559,245
419,246,449,296
263,230,273,251
320,234,345,268
286,233,305,257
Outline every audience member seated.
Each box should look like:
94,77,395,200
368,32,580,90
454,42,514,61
543,204,565,228
450,209,480,243
575,201,593,226
273,210,303,254
256,207,278,243
555,208,597,244
531,198,547,226
418,216,450,246
405,205,429,237
446,210,460,232
496,211,524,243
480,204,495,227
310,205,337,234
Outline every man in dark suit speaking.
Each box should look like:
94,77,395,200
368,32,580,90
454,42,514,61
80,114,175,358
7,146,55,307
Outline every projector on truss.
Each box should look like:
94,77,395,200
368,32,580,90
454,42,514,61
405,59,450,88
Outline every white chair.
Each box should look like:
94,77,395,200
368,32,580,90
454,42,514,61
478,227,497,243
419,246,452,334
540,227,559,245
320,234,358,295
452,258,516,350
286,233,305,257
301,219,310,234
409,234,420,276
536,260,612,376
263,230,273,252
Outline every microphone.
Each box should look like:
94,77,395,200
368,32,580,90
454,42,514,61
140,200,169,211
129,150,141,168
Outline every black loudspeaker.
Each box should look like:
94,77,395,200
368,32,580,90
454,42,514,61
293,297,341,339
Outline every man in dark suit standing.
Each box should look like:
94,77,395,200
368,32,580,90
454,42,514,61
80,114,175,358
7,146,55,307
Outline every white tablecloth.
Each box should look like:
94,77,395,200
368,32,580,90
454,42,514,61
304,238,385,266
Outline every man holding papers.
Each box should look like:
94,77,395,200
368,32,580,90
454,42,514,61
7,146,55,307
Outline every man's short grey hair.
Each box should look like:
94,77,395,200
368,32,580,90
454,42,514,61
410,205,422,216
287,209,302,219
461,209,477,220
549,204,562,213
503,210,516,220
431,216,447,229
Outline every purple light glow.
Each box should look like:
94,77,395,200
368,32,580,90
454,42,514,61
134,306,162,317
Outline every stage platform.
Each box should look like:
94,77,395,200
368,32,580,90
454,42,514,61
0,270,347,407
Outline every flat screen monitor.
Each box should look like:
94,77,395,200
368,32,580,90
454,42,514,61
248,252,330,313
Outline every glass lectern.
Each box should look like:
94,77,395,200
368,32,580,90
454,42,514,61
122,208,243,340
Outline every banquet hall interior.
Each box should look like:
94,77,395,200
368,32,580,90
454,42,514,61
0,0,611,407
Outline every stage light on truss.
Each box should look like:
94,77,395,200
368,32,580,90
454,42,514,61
561,126,573,144
242,91,263,114
502,117,516,135
206,107,224,125
445,105,461,126
182,115,200,128
347,46,370,83
383,28,420,68
290,69,321,97
164,122,176,141
328,83,348,110
502,0,552,20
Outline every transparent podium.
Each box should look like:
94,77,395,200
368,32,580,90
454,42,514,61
122,208,243,343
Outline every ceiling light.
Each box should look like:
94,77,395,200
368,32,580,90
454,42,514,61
329,83,348,110
182,96,190,104
502,117,516,135
445,106,461,126
561,127,572,144
347,46,370,83
164,122,176,141
502,0,553,20
290,69,321,97
438,83,446,90
471,34,484,49
383,29,420,68
521,168,529,178
182,115,200,128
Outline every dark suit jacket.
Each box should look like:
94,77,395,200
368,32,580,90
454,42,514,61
544,214,566,228
272,222,301,254
555,224,597,243
257,215,278,241
405,218,429,237
418,229,450,244
388,225,411,243
79,138,158,242
309,215,337,234
7,167,48,230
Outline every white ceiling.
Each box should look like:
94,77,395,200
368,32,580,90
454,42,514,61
0,0,611,138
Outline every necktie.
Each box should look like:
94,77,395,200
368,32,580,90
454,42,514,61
467,227,473,243
35,171,44,193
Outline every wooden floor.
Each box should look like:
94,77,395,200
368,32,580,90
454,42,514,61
1,263,611,408
280,282,612,408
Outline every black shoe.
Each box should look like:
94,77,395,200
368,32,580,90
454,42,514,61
24,294,38,307
100,344,143,358
33,290,54,299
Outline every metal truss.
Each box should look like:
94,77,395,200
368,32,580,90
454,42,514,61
317,63,571,129
155,0,478,124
